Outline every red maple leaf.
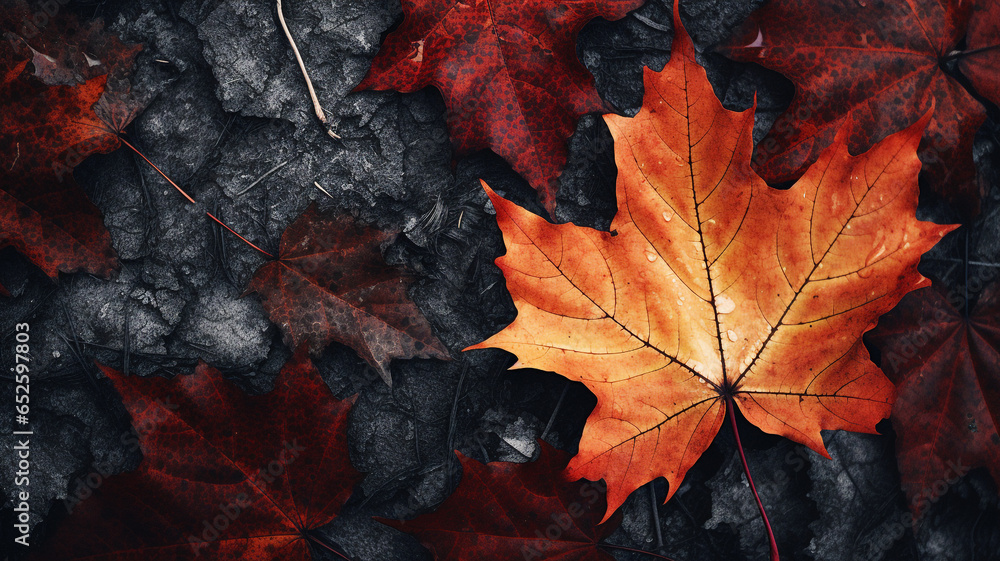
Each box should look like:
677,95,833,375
961,0,1000,107
868,280,1000,517
356,0,644,214
720,0,991,216
467,2,955,531
381,442,623,560
33,351,362,560
1,1,142,294
247,203,449,385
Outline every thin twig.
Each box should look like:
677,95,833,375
924,257,1000,268
236,159,290,196
540,380,569,441
446,364,468,489
649,483,664,551
276,0,340,139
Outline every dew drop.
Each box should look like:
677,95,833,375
646,252,658,262
865,244,887,269
715,294,736,314
662,211,673,222
727,330,739,342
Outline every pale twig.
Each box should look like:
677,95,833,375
276,0,340,139
235,159,290,196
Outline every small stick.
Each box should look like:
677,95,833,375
276,0,340,139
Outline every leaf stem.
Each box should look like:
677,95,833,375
725,396,780,561
118,138,274,258
206,211,274,258
118,137,195,204
942,43,1000,63
304,532,351,560
599,543,678,560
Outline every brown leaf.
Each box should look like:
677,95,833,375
247,204,449,385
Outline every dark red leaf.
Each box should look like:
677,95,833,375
356,0,644,214
381,442,621,561
961,0,1000,107
33,351,362,560
247,204,449,385
1,1,143,292
868,281,1000,516
720,0,986,216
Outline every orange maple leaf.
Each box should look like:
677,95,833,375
467,6,956,521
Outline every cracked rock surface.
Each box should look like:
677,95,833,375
1,0,999,559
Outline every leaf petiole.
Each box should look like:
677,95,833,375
726,395,780,561
942,43,1000,63
117,137,274,258
599,543,679,560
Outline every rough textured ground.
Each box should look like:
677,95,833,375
1,0,999,560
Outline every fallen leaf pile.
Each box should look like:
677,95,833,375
8,0,999,558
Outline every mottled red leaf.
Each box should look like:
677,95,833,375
721,0,987,215
868,281,1000,517
381,442,621,561
961,0,1000,107
247,204,449,385
1,1,143,294
33,351,362,561
356,0,644,214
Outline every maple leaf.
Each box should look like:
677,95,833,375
868,281,1000,517
0,1,142,294
381,441,622,560
33,351,362,561
247,203,449,385
961,0,1000,107
356,0,644,214
467,6,957,519
720,0,991,216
